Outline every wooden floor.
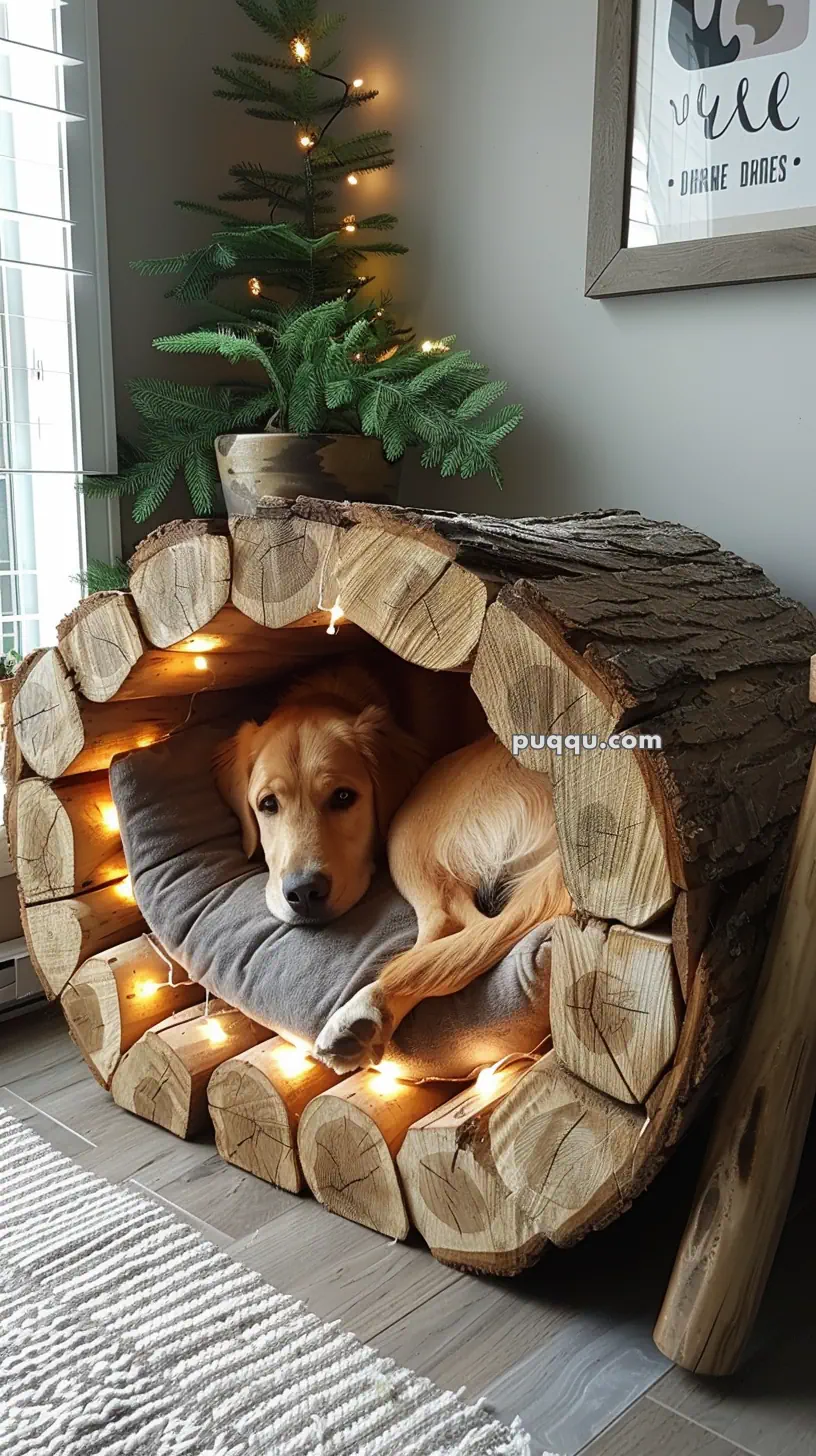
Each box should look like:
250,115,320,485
2,1004,815,1456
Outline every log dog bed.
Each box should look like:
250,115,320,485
6,499,816,1359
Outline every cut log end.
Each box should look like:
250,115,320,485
336,523,488,670
130,523,231,648
61,936,203,1088
229,510,339,629
12,648,84,779
550,916,682,1105
298,1070,455,1240
397,1063,546,1273
58,593,144,703
208,1038,342,1193
110,1002,271,1138
22,879,146,1000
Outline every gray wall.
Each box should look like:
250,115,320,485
100,0,816,605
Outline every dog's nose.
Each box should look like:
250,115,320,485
282,871,332,918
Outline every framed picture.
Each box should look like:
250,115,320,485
586,0,816,295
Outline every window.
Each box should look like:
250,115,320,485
0,0,116,657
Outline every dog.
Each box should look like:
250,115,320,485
216,664,571,1072
313,734,573,1072
214,663,427,924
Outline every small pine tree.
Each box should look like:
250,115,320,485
134,0,407,313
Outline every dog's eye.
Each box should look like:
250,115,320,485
330,787,358,811
258,795,279,815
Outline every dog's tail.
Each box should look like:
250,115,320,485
379,857,572,1004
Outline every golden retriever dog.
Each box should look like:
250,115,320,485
217,663,571,1072
313,735,572,1071
214,663,427,924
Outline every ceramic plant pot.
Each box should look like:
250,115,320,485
215,431,401,516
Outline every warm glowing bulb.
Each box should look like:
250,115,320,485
248,276,262,296
421,340,434,353
116,876,134,902
421,339,450,356
347,173,359,186
137,979,160,1001
475,1066,504,1100
352,77,364,89
275,1040,312,1077
326,600,345,636
299,132,316,150
193,655,208,672
291,36,311,62
342,215,357,233
373,1060,402,1094
205,1018,228,1046
100,803,119,833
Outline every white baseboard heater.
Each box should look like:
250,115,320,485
0,938,43,1015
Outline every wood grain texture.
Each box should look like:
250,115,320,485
12,648,83,778
655,747,816,1375
208,1037,342,1194
550,917,681,1105
61,936,203,1088
111,1001,271,1139
336,522,488,670
21,878,146,999
489,1052,645,1247
8,773,126,905
230,503,339,628
397,1063,545,1273
129,520,231,647
58,592,144,702
472,599,674,927
298,1070,455,1239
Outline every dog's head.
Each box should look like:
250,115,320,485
214,694,425,925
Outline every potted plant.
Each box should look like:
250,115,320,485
86,297,522,521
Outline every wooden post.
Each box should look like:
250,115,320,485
8,774,126,905
60,936,203,1088
298,1068,456,1239
550,916,682,1104
397,1062,544,1273
654,742,816,1375
229,503,340,629
129,520,231,648
110,1001,271,1139
208,1038,342,1193
21,878,146,999
335,521,489,670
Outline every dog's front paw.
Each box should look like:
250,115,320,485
314,986,393,1074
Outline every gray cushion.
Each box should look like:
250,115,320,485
109,723,553,1080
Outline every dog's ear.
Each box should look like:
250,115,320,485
352,705,428,837
213,722,262,857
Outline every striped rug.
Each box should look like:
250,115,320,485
0,1108,539,1455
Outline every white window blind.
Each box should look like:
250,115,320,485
0,0,116,656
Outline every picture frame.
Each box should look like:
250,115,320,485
586,0,816,296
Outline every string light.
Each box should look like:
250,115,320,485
352,77,364,89
475,1065,505,1100
115,876,134,902
274,1040,313,1077
327,600,344,635
290,36,311,62
193,655,208,672
372,1060,402,1094
421,339,450,355
342,215,357,234
137,979,160,1001
299,131,316,150
347,173,359,186
205,1018,228,1046
100,803,119,833
248,276,262,296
